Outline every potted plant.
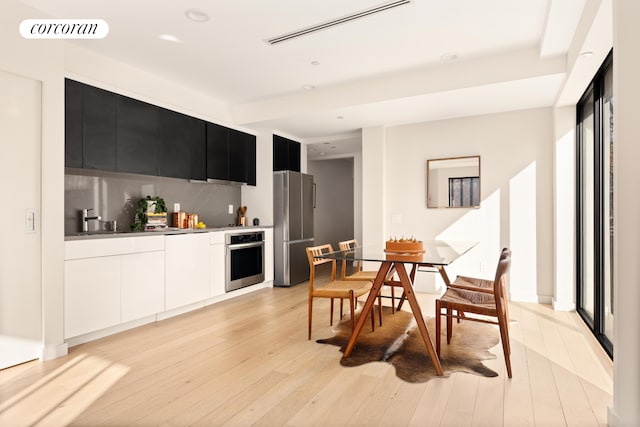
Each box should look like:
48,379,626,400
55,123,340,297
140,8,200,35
132,195,167,231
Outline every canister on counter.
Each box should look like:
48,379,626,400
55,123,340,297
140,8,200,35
173,211,187,228
188,213,199,229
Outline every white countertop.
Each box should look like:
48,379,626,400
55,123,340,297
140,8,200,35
64,225,272,241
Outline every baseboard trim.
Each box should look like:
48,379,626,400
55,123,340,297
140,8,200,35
41,342,68,361
552,298,576,311
509,293,553,305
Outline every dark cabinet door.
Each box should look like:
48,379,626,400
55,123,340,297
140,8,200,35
273,135,300,172
288,138,301,172
189,118,207,181
228,129,246,182
245,133,256,186
206,122,229,180
146,108,206,180
117,96,158,176
273,135,288,171
64,79,83,168
83,84,117,171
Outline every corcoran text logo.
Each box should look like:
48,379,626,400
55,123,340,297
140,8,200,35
19,19,109,39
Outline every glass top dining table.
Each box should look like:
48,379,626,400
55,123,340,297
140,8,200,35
319,240,478,266
314,240,478,377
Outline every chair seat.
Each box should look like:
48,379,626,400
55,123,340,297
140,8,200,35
441,288,496,308
343,270,378,281
313,280,372,299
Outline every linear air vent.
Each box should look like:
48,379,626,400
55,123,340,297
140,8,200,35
266,0,411,45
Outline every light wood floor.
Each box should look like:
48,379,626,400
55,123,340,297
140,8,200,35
0,279,612,426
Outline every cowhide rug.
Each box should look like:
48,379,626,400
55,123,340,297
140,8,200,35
317,306,500,382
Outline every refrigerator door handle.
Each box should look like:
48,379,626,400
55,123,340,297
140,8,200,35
313,182,316,208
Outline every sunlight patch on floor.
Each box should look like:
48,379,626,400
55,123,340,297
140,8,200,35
0,353,129,427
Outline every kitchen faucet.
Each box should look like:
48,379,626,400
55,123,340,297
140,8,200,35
81,208,101,232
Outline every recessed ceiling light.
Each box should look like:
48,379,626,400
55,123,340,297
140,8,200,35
337,116,344,119
320,152,326,155
311,60,320,66
440,52,458,62
579,51,594,58
185,8,209,23
159,34,182,43
302,84,316,90
323,142,330,145
330,146,336,149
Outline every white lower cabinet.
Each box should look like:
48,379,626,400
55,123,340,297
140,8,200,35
121,251,165,323
64,229,270,341
165,233,210,310
64,256,121,338
64,236,165,339
209,231,226,297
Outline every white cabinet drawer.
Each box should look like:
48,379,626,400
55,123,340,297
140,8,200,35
209,230,225,245
121,251,165,323
165,233,210,310
65,235,164,260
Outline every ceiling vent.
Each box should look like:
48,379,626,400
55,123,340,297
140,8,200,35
266,0,411,45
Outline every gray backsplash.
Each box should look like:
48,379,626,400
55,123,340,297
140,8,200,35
65,168,241,234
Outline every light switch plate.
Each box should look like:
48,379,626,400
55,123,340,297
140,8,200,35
25,209,36,233
228,204,234,214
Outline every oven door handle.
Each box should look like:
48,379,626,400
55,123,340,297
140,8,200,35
227,242,264,250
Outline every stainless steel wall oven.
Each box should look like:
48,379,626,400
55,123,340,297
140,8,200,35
225,230,264,292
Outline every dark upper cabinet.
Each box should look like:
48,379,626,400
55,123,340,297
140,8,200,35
245,134,256,186
288,138,301,172
157,108,190,179
273,134,300,172
116,96,158,176
64,78,83,168
83,84,117,171
273,135,288,171
189,118,207,181
228,129,246,182
64,80,255,184
158,108,206,180
206,122,229,180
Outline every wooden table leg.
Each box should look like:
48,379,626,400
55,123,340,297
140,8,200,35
343,262,392,357
435,265,451,285
394,263,444,376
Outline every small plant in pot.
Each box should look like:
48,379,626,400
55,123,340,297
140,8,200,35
132,195,167,231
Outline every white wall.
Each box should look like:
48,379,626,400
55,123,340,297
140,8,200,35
361,126,387,248
381,108,554,300
610,1,640,426
552,106,576,311
241,130,274,227
1,0,66,360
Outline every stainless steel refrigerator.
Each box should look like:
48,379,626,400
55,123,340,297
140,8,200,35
274,170,314,287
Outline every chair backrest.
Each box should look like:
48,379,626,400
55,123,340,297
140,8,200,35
338,239,362,277
493,251,511,313
338,240,357,251
306,244,337,289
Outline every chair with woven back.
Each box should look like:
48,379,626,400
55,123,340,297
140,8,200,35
306,244,376,340
338,239,401,317
435,248,513,377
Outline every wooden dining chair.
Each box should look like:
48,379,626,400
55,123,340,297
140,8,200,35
338,239,400,317
306,244,375,340
435,249,513,377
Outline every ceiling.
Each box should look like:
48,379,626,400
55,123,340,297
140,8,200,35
20,0,588,159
